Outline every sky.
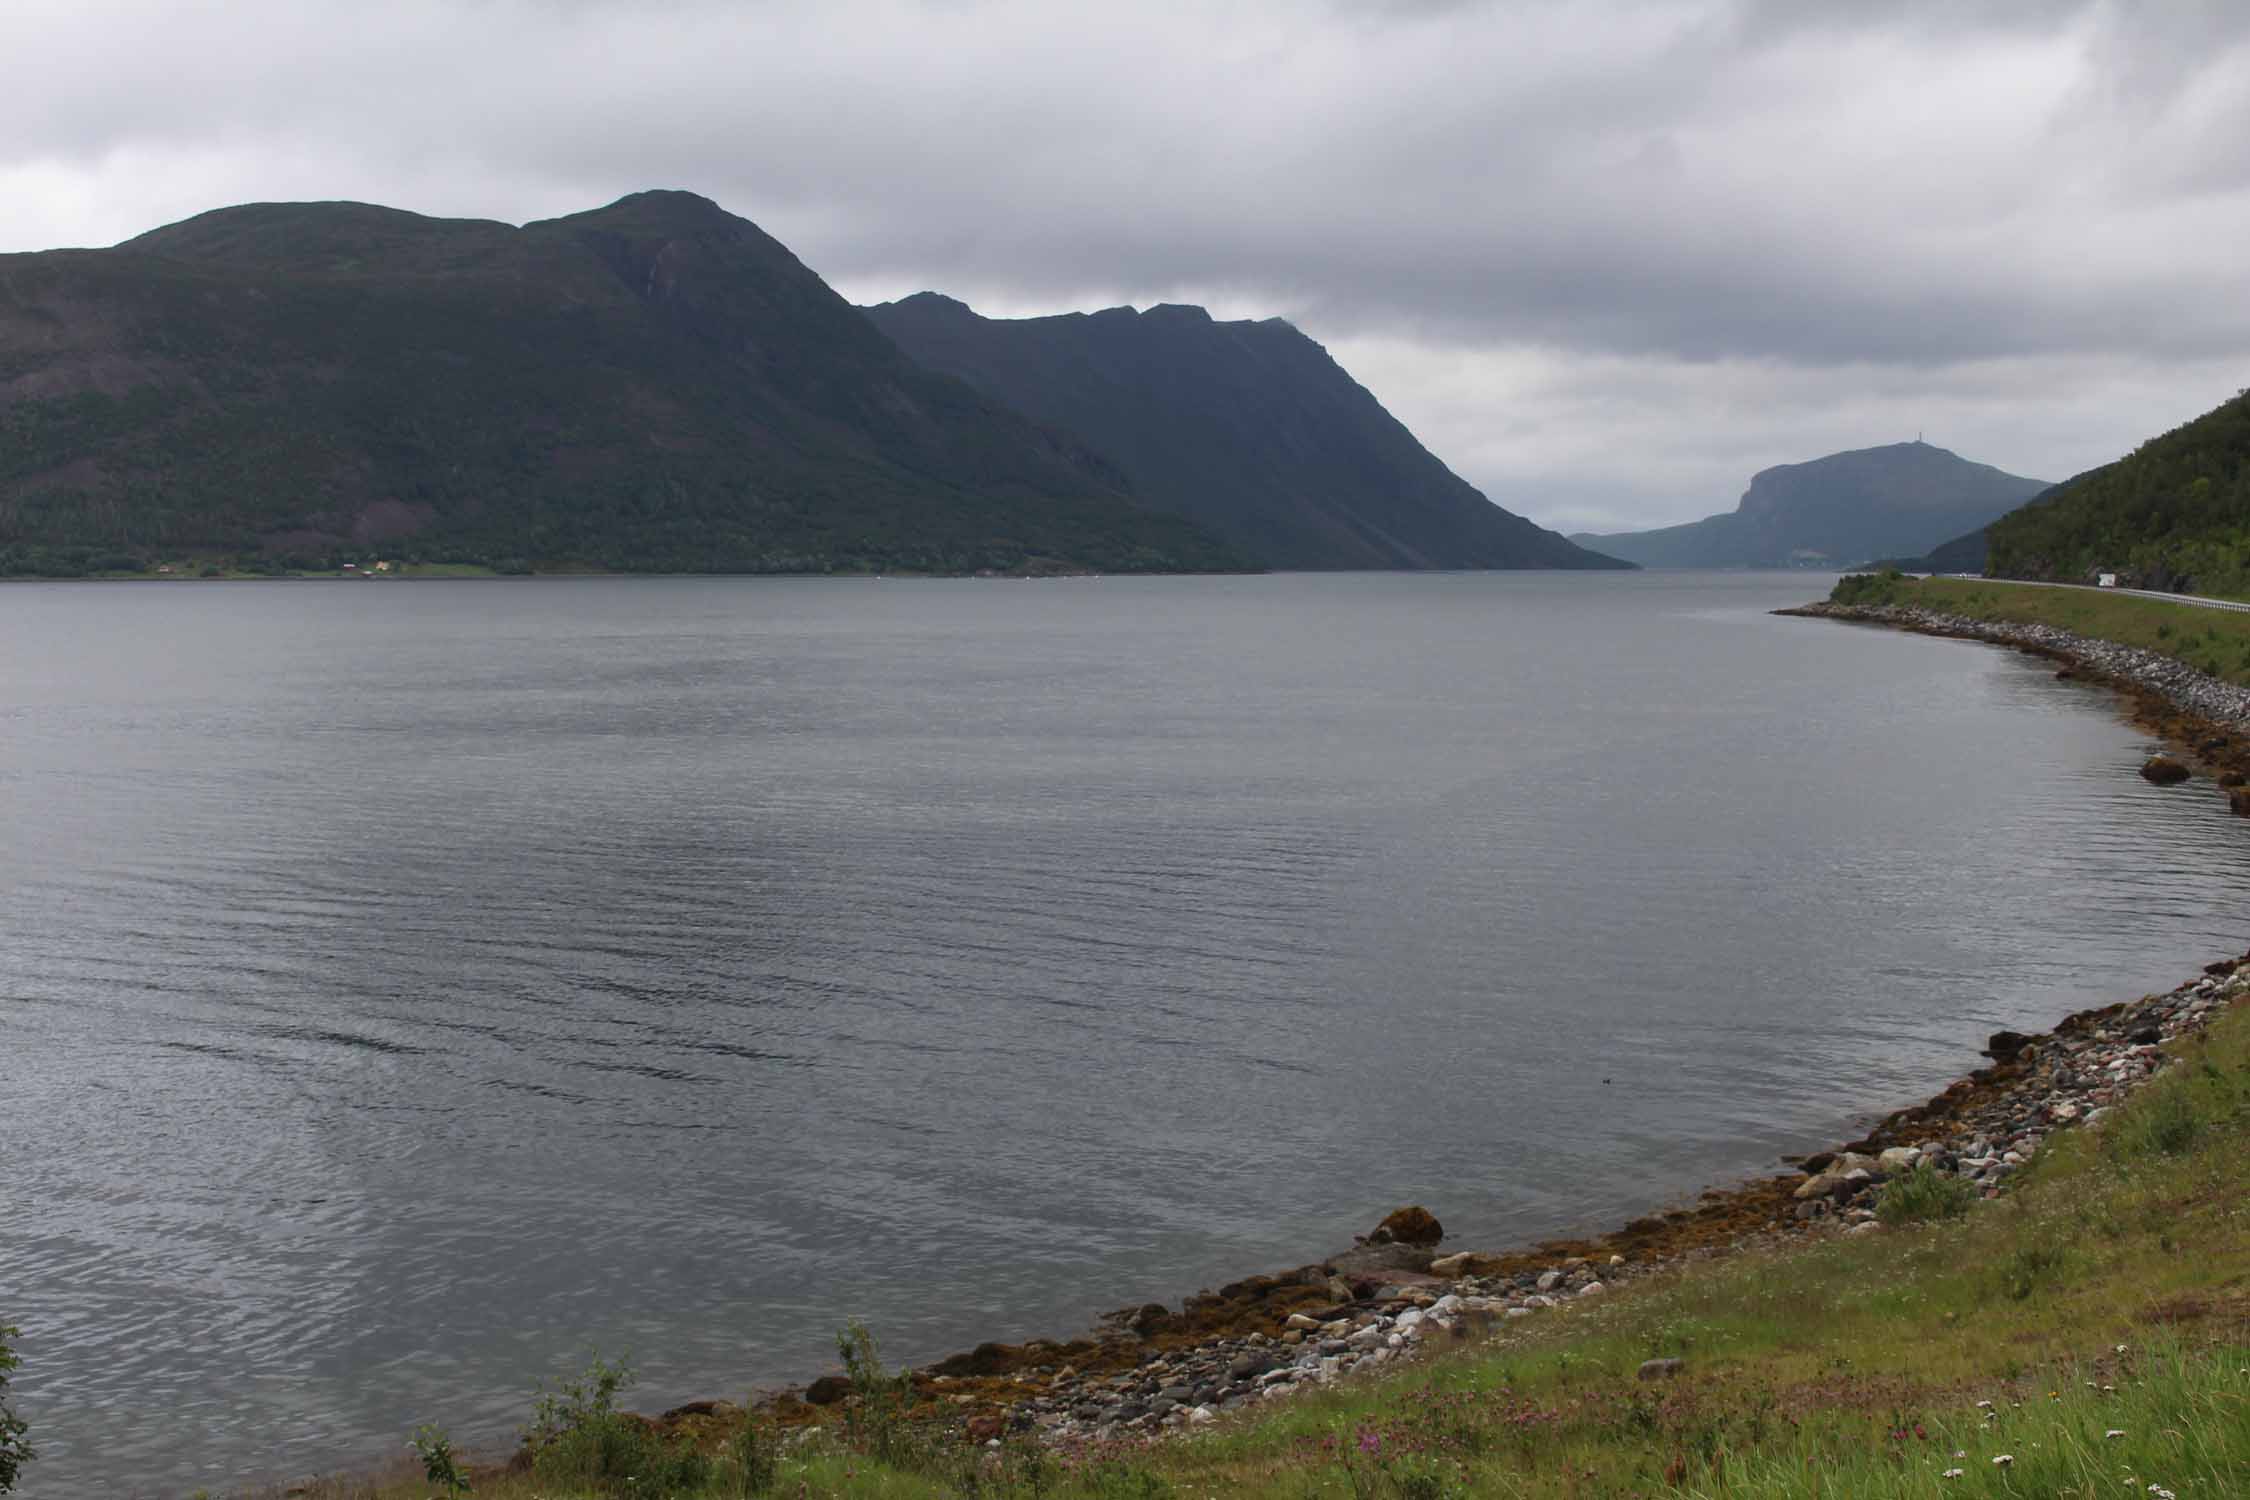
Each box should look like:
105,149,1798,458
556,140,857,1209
6,0,2248,535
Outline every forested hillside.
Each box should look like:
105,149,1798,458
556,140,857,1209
0,193,1243,576
1985,388,2250,595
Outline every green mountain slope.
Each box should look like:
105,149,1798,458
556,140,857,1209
1572,442,2048,568
0,192,1243,576
863,293,1625,571
1984,388,2250,594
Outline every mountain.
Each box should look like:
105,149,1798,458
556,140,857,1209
1876,525,1993,575
1983,388,2250,595
0,192,1243,576
862,293,1626,572
1570,442,2049,569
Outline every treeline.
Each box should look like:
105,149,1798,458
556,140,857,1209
1987,387,2250,595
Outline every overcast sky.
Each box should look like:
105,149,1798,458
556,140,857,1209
8,0,2248,534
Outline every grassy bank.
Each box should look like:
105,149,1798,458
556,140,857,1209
1827,573,2250,687
219,988,2250,1500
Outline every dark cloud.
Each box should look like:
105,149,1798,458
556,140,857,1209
4,0,2246,530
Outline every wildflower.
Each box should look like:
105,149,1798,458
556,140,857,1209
2116,1344,2129,1354
2107,1429,2126,1440
2149,1488,2176,1500
1994,1454,2015,1466
1953,1450,1966,1459
1941,1468,1965,1480
1976,1400,1995,1410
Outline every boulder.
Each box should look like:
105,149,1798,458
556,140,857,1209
2140,756,2192,785
1328,1240,1436,1276
1983,1030,2036,1061
1370,1206,1444,1246
2229,788,2250,817
1876,1146,1922,1175
803,1374,852,1406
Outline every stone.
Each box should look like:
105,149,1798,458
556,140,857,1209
1536,1269,1564,1290
2140,755,2191,785
1395,1308,1426,1330
803,1374,852,1405
1984,1030,2036,1060
1429,1252,1477,1277
1371,1205,1444,1247
1877,1146,1922,1174
1285,1313,1321,1330
1637,1358,1685,1381
1577,1281,1606,1297
1846,1221,1882,1237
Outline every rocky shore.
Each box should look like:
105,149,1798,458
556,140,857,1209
643,955,2246,1461
643,596,2250,1457
1781,599,2250,803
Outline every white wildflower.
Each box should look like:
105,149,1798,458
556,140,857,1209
2106,1429,2126,1439
1941,1469,1965,1480
1994,1454,2014,1466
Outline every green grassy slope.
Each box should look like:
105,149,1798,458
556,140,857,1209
0,193,1243,577
1825,573,2250,685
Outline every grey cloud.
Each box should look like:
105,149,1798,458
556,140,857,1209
3,0,2246,531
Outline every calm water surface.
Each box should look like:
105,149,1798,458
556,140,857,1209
4,572,2246,1497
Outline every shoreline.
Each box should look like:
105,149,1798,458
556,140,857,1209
620,597,2250,1454
227,588,2250,1492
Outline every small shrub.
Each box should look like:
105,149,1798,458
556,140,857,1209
725,1404,778,1496
1084,1464,1174,1499
411,1424,470,1497
523,1352,707,1499
835,1320,920,1468
1875,1164,1977,1225
0,1324,30,1495
1997,1243,2072,1301
2112,1081,2203,1159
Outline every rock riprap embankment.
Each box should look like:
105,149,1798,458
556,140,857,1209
1786,600,2250,737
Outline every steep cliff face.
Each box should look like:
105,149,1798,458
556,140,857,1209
0,191,1242,575
1573,443,2048,569
864,293,1627,572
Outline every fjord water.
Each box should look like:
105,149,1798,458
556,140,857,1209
5,572,2247,1496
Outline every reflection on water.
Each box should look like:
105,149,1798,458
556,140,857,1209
2,572,2244,1496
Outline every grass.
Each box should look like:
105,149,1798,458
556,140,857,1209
1825,572,2250,686
204,991,2250,1500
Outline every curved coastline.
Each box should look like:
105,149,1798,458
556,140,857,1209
621,597,2250,1454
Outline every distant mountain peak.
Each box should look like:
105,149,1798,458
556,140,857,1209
1576,443,2049,569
